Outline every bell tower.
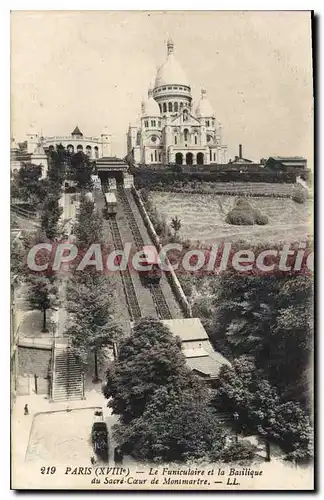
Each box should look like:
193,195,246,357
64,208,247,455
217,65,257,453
101,127,112,157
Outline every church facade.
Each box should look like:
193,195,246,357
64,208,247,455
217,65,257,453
127,39,227,167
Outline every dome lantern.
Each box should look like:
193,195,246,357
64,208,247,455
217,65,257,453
167,38,174,55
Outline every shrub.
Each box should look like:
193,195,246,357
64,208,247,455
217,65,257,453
217,441,258,463
235,198,252,210
255,213,269,225
226,198,269,226
292,188,307,204
226,209,255,225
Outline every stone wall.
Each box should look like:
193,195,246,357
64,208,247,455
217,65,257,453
17,346,52,395
131,186,192,318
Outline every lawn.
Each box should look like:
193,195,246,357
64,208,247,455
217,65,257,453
151,192,313,245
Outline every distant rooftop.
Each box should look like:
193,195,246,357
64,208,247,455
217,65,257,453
71,126,83,136
96,156,126,163
271,156,306,161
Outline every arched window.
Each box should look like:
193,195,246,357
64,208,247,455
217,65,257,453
168,102,173,112
197,152,204,165
175,152,183,165
86,145,92,156
194,135,197,145
184,129,189,142
144,120,149,128
77,144,83,151
94,146,99,158
67,144,74,154
163,103,167,113
159,103,162,112
154,150,157,161
150,153,154,162
174,136,177,145
174,102,178,112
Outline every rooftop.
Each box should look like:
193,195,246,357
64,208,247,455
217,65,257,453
270,156,306,161
162,318,231,380
71,125,83,136
154,41,190,89
162,318,209,342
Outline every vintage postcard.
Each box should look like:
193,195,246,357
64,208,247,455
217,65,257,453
10,10,314,490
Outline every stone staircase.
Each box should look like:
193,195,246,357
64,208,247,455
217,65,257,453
52,344,83,402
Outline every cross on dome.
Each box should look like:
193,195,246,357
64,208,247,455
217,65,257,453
167,38,174,55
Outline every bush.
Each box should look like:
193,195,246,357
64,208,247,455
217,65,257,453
226,198,269,226
234,198,251,210
254,213,269,225
292,188,307,204
226,209,255,225
217,441,258,463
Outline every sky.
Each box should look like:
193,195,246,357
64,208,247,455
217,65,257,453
11,10,313,163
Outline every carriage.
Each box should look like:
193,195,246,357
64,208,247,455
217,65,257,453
138,250,162,285
105,192,117,216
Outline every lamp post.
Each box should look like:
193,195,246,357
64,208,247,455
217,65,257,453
233,412,239,444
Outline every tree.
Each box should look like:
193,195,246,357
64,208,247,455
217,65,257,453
214,357,313,463
113,387,228,462
26,274,57,332
170,215,181,236
66,270,120,381
260,275,313,404
40,193,63,240
210,268,313,408
12,163,44,204
103,318,201,423
74,194,103,246
47,144,68,186
11,237,26,280
69,151,93,190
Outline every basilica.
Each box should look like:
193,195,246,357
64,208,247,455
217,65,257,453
127,39,227,167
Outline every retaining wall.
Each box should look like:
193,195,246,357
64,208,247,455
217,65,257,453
131,186,192,318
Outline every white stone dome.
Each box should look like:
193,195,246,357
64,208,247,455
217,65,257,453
195,89,215,117
142,94,160,116
154,40,190,88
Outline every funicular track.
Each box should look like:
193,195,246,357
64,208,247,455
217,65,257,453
108,215,142,321
117,186,172,320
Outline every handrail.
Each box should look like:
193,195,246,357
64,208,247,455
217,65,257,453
50,332,56,402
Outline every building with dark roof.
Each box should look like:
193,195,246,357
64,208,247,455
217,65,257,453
265,156,307,171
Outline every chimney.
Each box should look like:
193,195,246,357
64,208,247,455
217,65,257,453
239,144,242,159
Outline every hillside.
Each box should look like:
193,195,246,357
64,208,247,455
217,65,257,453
151,192,313,245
